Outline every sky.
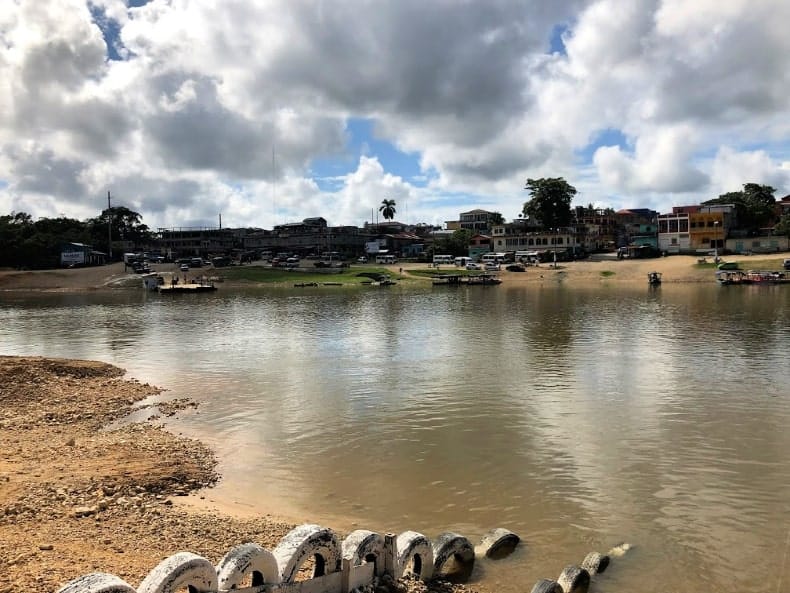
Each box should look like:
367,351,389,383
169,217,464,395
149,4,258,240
1,0,789,230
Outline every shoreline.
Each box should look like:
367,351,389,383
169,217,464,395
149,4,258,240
1,252,788,292
0,356,300,592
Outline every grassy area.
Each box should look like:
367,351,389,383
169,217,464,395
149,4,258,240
218,264,415,286
733,256,788,270
694,256,787,271
599,270,616,277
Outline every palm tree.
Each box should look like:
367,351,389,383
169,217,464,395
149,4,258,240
379,199,397,221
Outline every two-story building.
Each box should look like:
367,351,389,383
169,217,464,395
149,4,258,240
658,205,731,254
445,209,501,234
490,223,581,260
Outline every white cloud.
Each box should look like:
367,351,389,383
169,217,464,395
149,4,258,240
0,0,789,228
710,147,790,197
593,125,708,193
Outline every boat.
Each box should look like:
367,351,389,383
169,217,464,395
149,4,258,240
647,271,662,285
716,270,750,285
432,273,502,286
432,274,463,286
716,270,789,285
465,273,502,286
744,270,788,284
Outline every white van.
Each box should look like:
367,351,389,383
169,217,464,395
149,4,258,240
433,254,454,265
515,250,539,265
376,254,397,264
454,256,472,267
481,253,506,264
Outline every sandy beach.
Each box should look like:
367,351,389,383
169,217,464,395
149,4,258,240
0,357,300,593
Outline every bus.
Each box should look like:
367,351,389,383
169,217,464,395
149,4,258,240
433,254,454,265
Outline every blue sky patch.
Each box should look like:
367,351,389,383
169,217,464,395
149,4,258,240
310,118,429,191
548,23,569,55
577,128,630,162
88,3,124,61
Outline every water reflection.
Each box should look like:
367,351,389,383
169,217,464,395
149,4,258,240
1,284,789,592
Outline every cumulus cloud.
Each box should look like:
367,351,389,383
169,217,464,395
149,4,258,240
710,147,790,198
593,125,708,193
0,0,788,228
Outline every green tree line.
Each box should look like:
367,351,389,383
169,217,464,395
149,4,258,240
0,207,151,269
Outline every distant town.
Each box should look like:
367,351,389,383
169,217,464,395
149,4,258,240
2,180,789,270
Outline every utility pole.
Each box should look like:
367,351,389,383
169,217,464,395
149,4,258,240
107,191,112,261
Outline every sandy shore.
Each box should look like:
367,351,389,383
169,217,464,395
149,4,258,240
2,252,788,292
0,357,303,592
0,357,484,593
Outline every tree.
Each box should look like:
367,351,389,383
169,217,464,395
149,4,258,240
775,214,790,238
379,199,397,221
87,205,151,248
0,212,34,268
489,212,505,226
742,183,778,229
522,178,576,229
703,183,777,233
432,229,472,257
0,213,89,269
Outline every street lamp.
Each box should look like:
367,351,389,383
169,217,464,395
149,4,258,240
553,228,558,268
713,220,719,262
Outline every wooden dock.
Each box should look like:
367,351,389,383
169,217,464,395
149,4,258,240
157,281,217,293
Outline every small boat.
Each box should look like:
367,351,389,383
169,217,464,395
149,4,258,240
465,274,502,286
647,271,662,285
432,274,463,286
744,270,788,284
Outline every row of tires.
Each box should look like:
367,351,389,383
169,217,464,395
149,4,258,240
57,524,521,593
530,543,631,593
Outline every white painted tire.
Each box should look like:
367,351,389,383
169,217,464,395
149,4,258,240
477,528,521,560
217,542,280,589
272,524,341,583
342,530,385,566
432,532,475,582
580,551,609,574
56,573,136,593
137,552,218,593
395,531,434,581
607,542,632,557
529,579,562,593
556,565,590,593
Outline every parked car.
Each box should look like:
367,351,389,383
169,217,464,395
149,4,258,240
179,263,189,272
357,256,368,263
506,264,526,272
466,262,480,270
784,259,790,271
484,262,501,271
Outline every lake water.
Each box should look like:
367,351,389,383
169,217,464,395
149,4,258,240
2,283,789,592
